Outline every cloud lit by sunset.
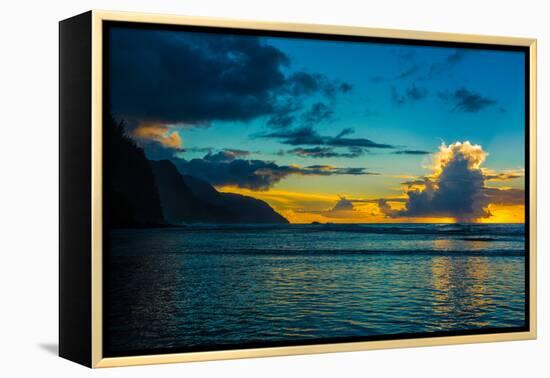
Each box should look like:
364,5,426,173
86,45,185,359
109,27,526,225
132,122,183,150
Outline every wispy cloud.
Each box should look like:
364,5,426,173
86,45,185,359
170,151,377,191
421,50,466,80
391,84,429,105
284,146,365,158
438,88,497,112
392,150,431,155
259,126,395,149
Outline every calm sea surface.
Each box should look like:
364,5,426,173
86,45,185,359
105,223,526,355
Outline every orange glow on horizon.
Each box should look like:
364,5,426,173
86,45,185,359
217,186,523,224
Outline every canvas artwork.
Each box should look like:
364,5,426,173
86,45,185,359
103,22,529,357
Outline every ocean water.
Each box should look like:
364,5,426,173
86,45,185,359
105,223,526,355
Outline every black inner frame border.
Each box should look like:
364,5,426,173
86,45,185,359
101,19,531,359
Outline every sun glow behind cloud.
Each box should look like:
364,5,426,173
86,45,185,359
110,28,526,225
217,140,525,224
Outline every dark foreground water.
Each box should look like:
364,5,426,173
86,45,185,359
105,223,526,355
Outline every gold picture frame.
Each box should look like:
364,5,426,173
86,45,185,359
59,10,537,368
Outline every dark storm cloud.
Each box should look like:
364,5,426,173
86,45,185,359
438,88,497,112
393,150,431,155
286,146,365,158
170,153,376,190
110,28,351,128
260,126,394,149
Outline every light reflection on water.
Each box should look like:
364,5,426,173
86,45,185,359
105,224,526,354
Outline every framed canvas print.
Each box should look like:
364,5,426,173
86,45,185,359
59,10,537,368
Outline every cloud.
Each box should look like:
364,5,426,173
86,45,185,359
293,196,363,219
131,122,183,149
423,50,466,80
483,187,524,205
261,126,394,149
203,149,251,162
223,148,250,157
339,82,353,93
267,113,295,128
379,141,524,222
110,28,350,129
377,199,399,217
406,85,429,100
302,102,334,125
180,146,214,154
332,196,355,211
391,48,416,61
438,88,497,112
265,99,301,128
393,150,431,155
375,50,466,85
286,146,365,158
170,153,377,191
391,84,429,105
483,169,524,182
399,179,430,191
391,86,406,105
370,75,384,84
335,128,354,138
305,165,373,176
396,65,419,79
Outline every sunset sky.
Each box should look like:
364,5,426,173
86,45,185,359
108,25,526,223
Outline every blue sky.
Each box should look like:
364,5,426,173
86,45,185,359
179,36,524,169
109,26,526,222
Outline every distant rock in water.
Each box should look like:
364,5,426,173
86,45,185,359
106,117,164,227
150,160,289,224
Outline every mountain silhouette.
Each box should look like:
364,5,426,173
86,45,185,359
183,174,289,224
106,117,165,227
107,116,288,226
150,160,289,224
